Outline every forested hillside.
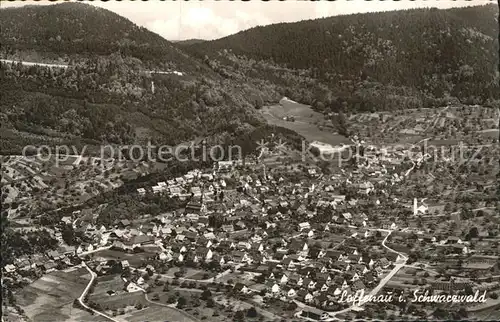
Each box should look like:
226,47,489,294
186,5,500,113
0,3,283,154
175,39,206,46
0,2,200,72
2,3,498,154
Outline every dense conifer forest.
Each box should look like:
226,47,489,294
1,3,498,153
185,4,499,113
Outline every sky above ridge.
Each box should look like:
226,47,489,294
1,0,494,40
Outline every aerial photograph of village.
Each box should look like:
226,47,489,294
1,0,499,321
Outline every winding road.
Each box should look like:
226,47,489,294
0,59,184,75
79,262,121,322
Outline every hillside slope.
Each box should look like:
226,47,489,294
0,2,200,72
175,39,206,46
187,5,499,112
0,3,284,154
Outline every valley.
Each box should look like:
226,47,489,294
1,2,499,322
260,99,350,146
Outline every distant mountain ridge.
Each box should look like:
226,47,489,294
174,39,206,46
186,4,499,112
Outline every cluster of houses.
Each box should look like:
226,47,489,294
4,128,498,320
138,168,228,200
2,147,415,296
238,238,403,308
3,246,78,278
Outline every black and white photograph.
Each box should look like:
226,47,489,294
1,0,499,321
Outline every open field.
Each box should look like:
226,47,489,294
124,303,196,322
87,275,152,311
14,267,91,321
148,286,198,304
89,275,127,299
37,305,110,322
66,308,110,322
260,100,350,146
92,291,146,311
145,285,233,321
214,294,253,311
162,267,215,280
188,270,217,280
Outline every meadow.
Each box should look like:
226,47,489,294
260,100,350,146
15,267,91,321
124,304,196,322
